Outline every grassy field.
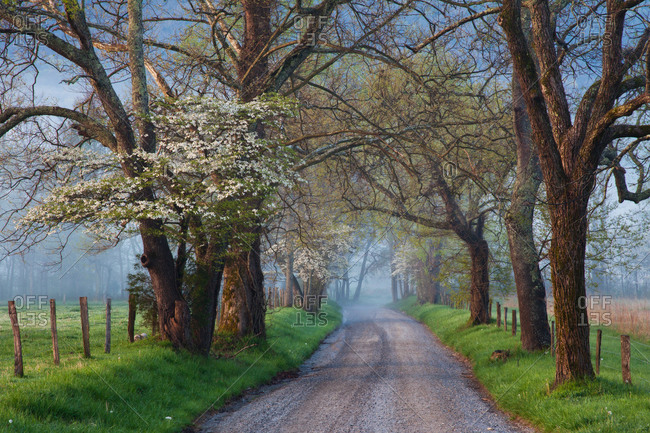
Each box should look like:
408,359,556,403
395,296,650,433
0,298,341,432
499,296,650,343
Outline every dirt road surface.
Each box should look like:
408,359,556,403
196,305,537,433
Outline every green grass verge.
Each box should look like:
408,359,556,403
0,299,341,432
394,296,650,433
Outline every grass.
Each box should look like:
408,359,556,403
394,296,650,433
0,298,341,432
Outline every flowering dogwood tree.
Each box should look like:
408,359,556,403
20,96,295,241
14,95,295,353
269,221,353,311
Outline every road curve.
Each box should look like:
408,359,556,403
196,305,537,433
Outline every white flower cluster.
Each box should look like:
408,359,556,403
392,241,421,276
283,223,354,282
20,96,297,237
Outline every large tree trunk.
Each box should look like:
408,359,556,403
468,239,490,325
238,0,271,101
219,230,266,338
500,0,599,383
244,232,267,337
291,273,303,301
434,166,491,323
549,191,594,382
303,275,326,313
505,77,551,351
188,266,223,354
139,222,190,349
219,255,250,336
188,239,226,354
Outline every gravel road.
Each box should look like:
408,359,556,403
196,305,537,433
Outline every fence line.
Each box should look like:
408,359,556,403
3,297,122,377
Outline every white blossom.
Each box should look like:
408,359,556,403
19,96,298,240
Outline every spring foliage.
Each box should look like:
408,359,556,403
19,96,297,240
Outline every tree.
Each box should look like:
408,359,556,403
0,0,369,346
268,168,355,311
505,77,552,351
1,12,292,351
194,0,408,335
352,237,374,301
500,0,650,383
0,0,194,348
318,53,513,324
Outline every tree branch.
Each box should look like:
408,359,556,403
0,106,117,150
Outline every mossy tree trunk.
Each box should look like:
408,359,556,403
219,257,249,336
219,229,266,338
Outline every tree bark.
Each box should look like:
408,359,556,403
549,191,593,382
188,242,225,354
291,273,304,300
468,240,490,325
139,221,190,348
219,230,266,338
219,256,250,336
245,232,267,337
505,77,551,351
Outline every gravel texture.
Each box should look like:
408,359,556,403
196,305,538,433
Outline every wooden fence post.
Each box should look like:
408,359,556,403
504,307,508,331
128,294,136,343
8,301,23,377
512,309,517,336
497,302,501,328
105,298,111,354
551,321,555,356
621,335,632,384
50,299,60,366
595,329,602,375
79,297,91,358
